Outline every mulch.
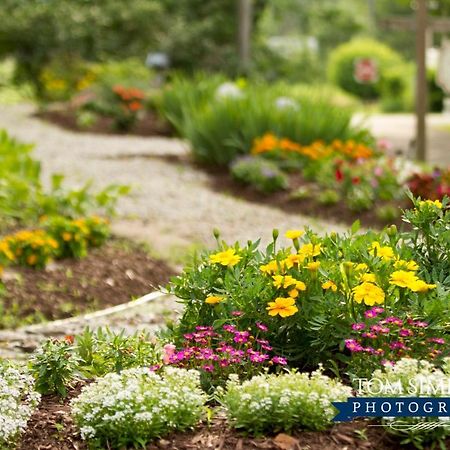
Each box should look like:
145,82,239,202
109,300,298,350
18,386,411,450
2,239,175,327
35,108,173,137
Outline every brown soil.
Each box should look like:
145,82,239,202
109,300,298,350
18,387,412,450
1,239,174,327
36,108,173,137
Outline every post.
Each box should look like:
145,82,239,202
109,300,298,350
238,0,252,73
415,0,428,161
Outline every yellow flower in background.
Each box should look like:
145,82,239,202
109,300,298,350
419,199,442,209
369,242,395,261
298,243,321,259
205,296,226,304
266,297,298,317
62,232,72,242
210,248,242,267
360,273,376,283
288,288,299,298
322,280,337,292
0,241,14,261
353,282,385,306
272,275,296,289
284,254,303,268
394,259,419,271
295,280,307,291
27,254,38,266
285,230,304,240
389,270,419,289
306,261,321,271
409,280,436,293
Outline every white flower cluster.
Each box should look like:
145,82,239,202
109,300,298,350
366,358,450,397
0,366,40,446
71,367,206,447
215,82,243,100
222,369,352,433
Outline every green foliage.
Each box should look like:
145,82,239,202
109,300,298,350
0,0,165,96
181,83,365,166
230,156,288,193
75,328,161,377
380,63,414,112
428,68,445,113
220,369,352,433
328,38,405,99
71,367,206,448
30,338,80,397
318,189,340,206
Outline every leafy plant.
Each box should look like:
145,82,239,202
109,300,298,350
230,156,288,193
30,338,80,397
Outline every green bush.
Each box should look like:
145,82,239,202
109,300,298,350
327,38,405,99
380,63,414,112
184,84,368,166
71,367,206,448
428,68,445,113
221,370,352,433
230,156,288,193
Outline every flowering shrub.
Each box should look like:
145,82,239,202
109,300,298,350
44,215,110,259
0,229,59,268
0,364,41,447
80,85,146,132
165,324,287,392
220,369,352,433
402,196,450,286
251,133,375,161
230,156,288,193
361,358,450,448
71,367,206,448
345,309,446,377
408,169,450,200
169,216,443,367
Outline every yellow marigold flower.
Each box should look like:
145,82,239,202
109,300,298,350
352,282,385,306
284,254,303,268
295,280,307,291
409,280,436,293
209,248,242,267
272,275,296,289
62,232,72,242
266,297,298,318
389,270,419,289
360,273,376,283
27,254,38,266
369,242,395,261
298,243,321,259
394,259,419,271
288,288,299,298
419,199,442,209
205,295,226,304
355,263,368,272
284,230,304,240
306,261,320,271
260,260,280,274
322,280,337,292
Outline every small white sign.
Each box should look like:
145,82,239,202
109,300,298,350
437,39,450,94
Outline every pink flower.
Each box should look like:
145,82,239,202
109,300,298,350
272,356,288,365
163,343,176,364
429,338,445,345
223,324,237,333
202,364,214,372
352,323,366,331
256,322,268,332
231,311,243,317
345,339,364,352
399,329,413,337
233,331,250,344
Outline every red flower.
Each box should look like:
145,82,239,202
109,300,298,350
335,168,344,182
351,176,360,185
64,335,74,344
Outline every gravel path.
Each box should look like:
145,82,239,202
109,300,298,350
0,104,347,256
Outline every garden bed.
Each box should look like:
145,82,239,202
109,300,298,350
1,239,175,328
19,386,403,450
36,107,173,137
